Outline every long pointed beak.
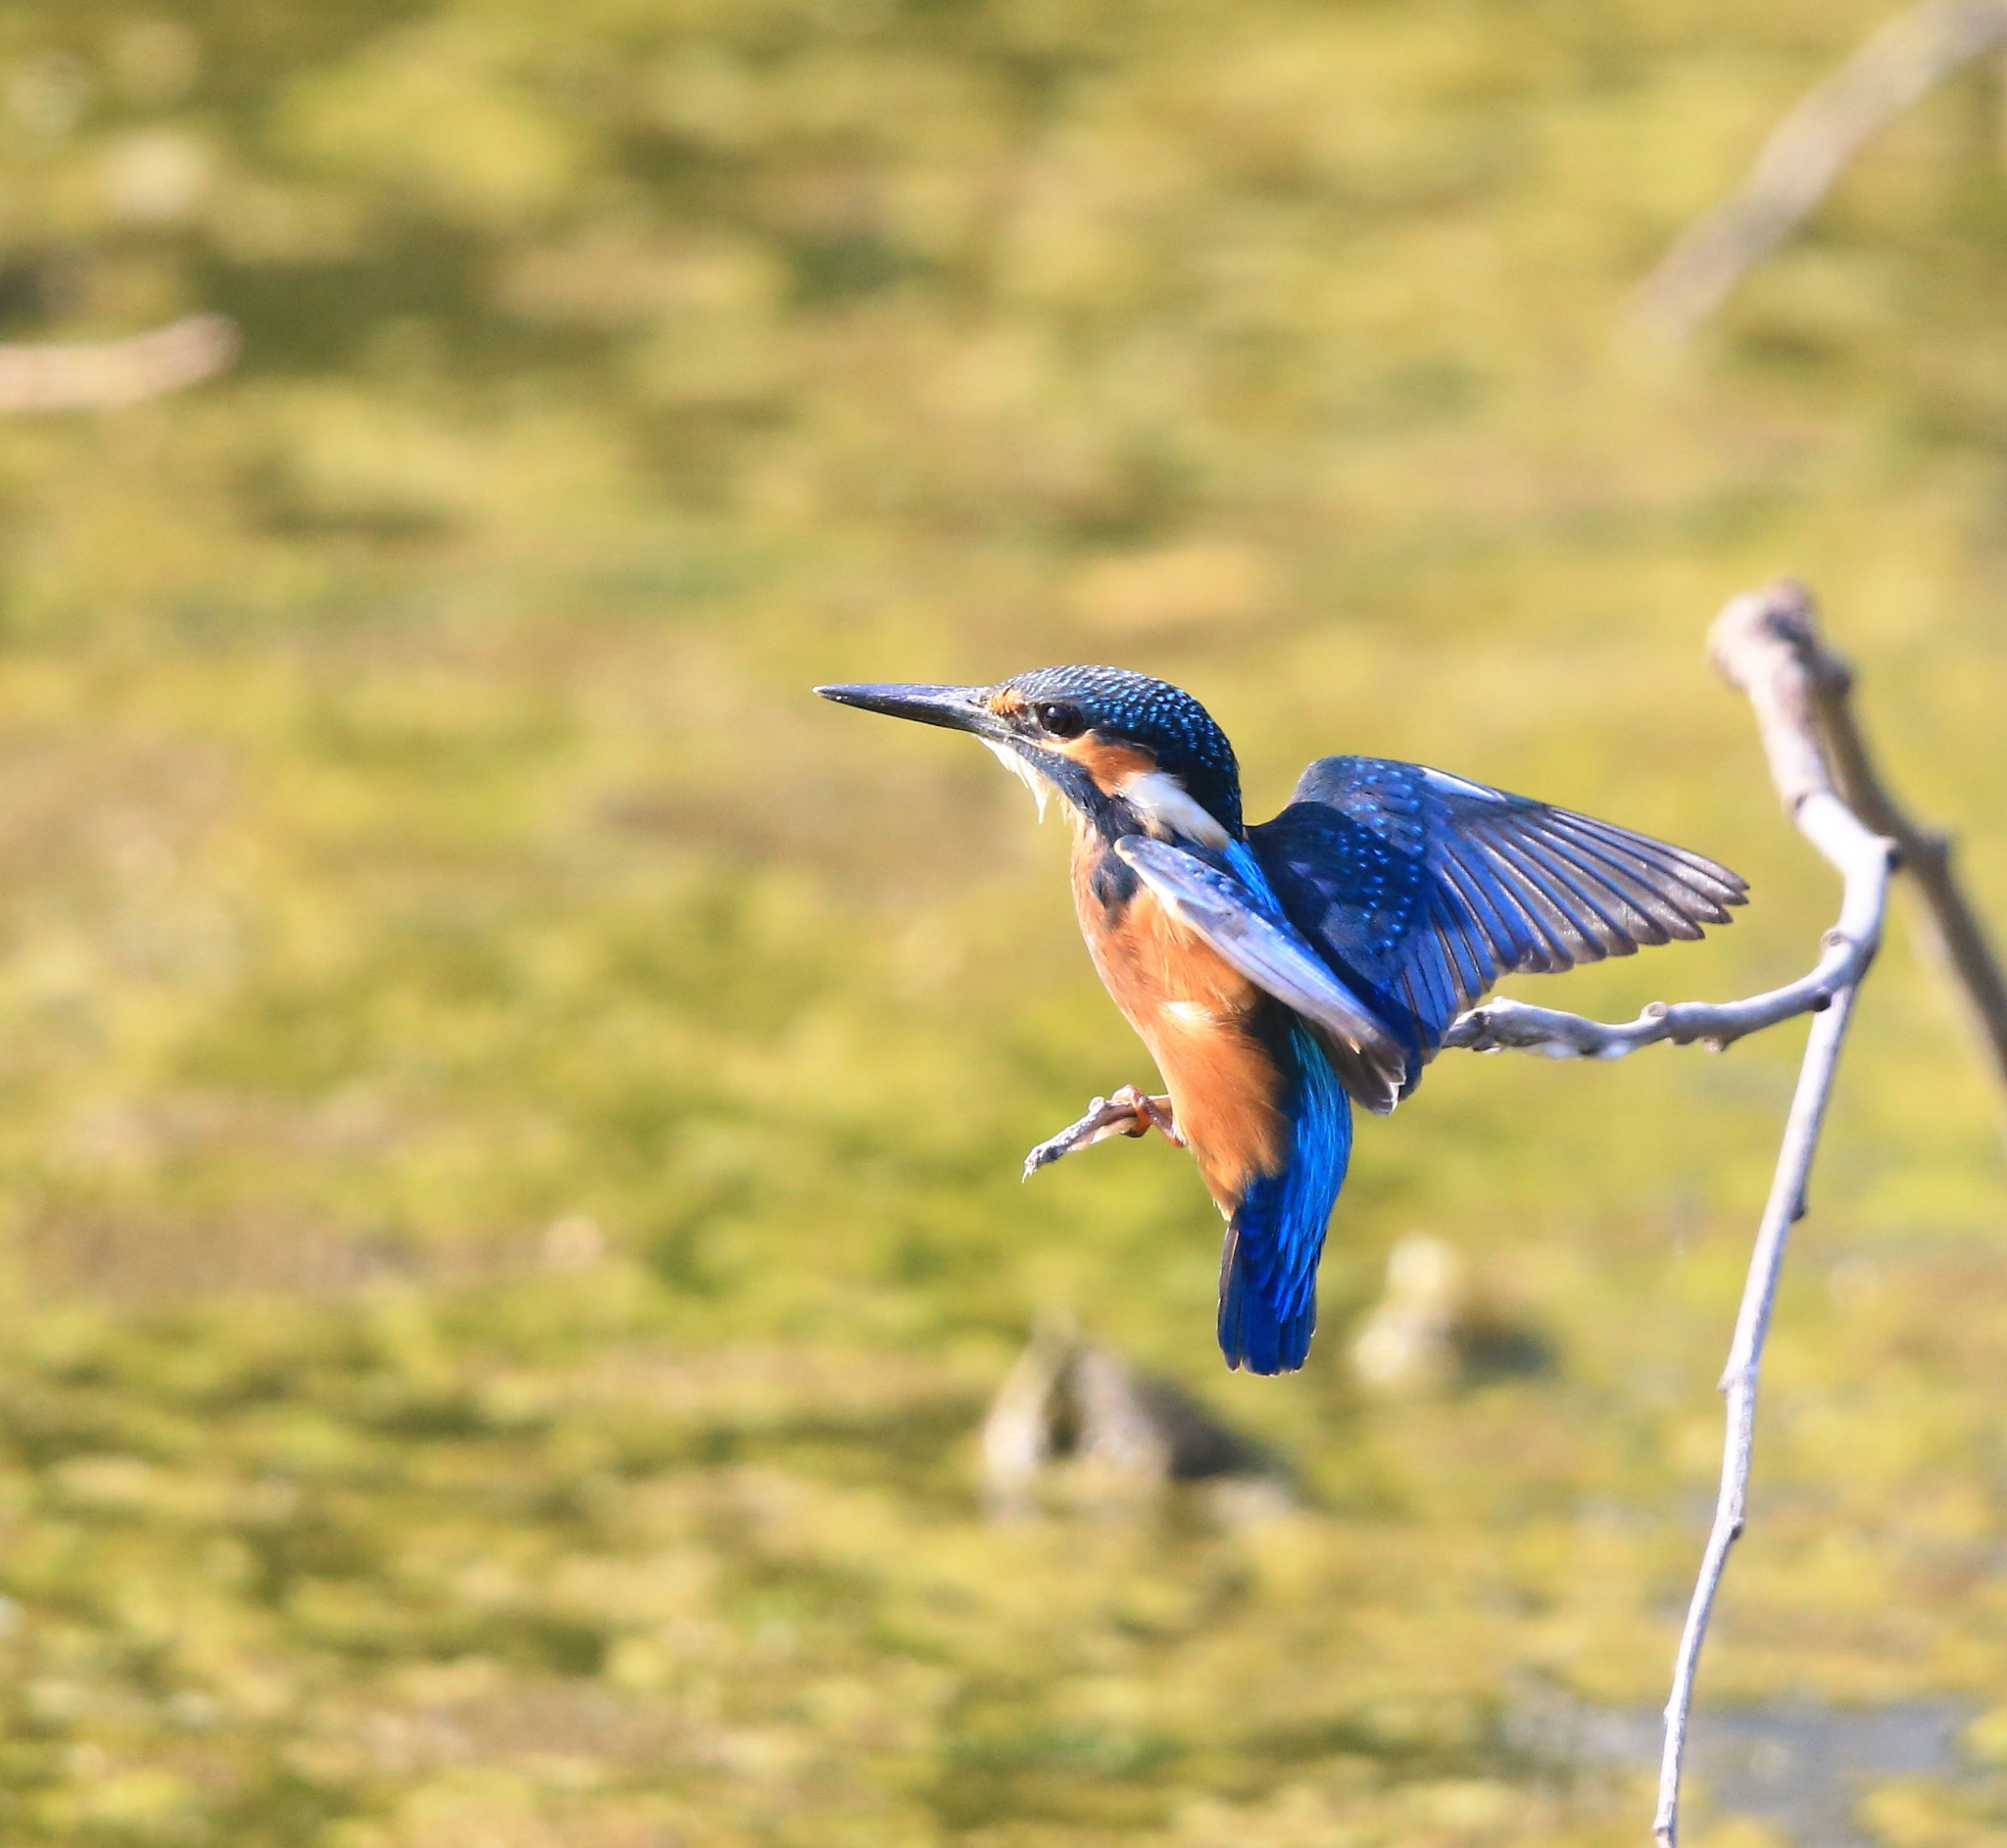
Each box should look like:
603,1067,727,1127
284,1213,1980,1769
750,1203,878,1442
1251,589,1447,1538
814,682,1004,739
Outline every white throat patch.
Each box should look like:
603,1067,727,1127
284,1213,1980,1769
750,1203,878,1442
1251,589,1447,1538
983,739,1052,819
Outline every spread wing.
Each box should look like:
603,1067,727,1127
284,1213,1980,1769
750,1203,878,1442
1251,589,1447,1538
1112,835,1409,1109
1248,756,1747,1091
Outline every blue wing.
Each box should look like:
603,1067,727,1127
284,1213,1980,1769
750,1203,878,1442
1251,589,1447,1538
1248,756,1747,1096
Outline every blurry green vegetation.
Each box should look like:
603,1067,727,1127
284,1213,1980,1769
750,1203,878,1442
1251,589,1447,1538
0,0,2003,1840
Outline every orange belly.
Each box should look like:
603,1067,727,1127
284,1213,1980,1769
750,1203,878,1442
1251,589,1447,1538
1070,838,1290,1213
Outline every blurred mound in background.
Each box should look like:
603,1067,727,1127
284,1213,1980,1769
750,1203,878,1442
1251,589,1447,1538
0,2,2004,1843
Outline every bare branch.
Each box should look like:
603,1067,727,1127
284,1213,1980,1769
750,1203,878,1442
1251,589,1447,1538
1652,980,1863,1845
1443,579,2007,1102
1635,0,2007,340
1445,583,1895,1065
1440,906,1868,1061
1642,584,1903,1846
1644,584,2007,1842
1441,579,1915,1845
0,313,239,413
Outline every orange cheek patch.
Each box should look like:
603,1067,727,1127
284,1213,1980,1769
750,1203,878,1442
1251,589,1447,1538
1055,733,1157,794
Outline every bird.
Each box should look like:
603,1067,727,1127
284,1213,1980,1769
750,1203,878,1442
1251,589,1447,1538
816,667,1745,1376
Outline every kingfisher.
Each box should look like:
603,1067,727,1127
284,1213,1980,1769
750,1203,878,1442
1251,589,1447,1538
817,668,1745,1375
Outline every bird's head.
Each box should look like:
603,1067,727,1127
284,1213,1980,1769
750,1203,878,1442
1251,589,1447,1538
816,665,1243,847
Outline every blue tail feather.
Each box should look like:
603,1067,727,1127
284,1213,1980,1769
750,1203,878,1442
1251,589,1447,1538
1217,1021,1351,1375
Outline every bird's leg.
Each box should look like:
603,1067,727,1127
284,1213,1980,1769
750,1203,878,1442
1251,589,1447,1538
1022,1085,1181,1180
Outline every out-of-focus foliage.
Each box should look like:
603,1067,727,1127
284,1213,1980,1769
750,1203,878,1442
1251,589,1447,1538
0,0,2004,1840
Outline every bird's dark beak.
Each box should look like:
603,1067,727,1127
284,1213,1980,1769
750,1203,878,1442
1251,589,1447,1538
814,682,1005,741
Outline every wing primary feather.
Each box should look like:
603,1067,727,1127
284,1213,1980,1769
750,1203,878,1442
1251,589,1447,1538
1520,822,1709,941
1533,835,1715,934
1538,813,1719,900
1507,836,1646,950
1508,828,1675,945
1460,854,1549,975
1517,819,1693,934
1477,828,1637,957
1470,829,1609,957
1545,812,1746,907
1426,889,1494,1000
1443,844,1573,968
1535,816,1736,927
1434,850,1551,971
1415,765,1746,908
1428,857,1513,973
1582,820,1747,896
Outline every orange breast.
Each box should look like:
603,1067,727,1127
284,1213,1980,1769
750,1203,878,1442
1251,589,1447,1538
1069,831,1289,1214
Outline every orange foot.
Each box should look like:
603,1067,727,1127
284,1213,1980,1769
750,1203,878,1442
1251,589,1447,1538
1109,1084,1183,1145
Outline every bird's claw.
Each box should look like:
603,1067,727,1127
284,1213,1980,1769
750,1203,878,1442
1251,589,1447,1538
1022,1086,1180,1180
1113,1084,1183,1145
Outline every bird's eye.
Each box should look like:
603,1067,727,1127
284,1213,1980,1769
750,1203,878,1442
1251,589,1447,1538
1037,703,1087,739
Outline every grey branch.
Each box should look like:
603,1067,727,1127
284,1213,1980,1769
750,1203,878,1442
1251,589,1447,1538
1444,584,1898,1064
1444,579,2007,1099
1444,578,1988,1843
1635,0,2007,339
1654,980,1865,1846
1640,582,1903,1848
0,313,239,413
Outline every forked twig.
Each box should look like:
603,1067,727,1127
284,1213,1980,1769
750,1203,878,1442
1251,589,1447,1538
1428,579,2005,1841
1444,583,1901,1067
1660,584,1894,1846
1447,580,2007,1103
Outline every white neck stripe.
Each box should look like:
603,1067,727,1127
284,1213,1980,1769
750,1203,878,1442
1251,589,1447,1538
1119,768,1231,848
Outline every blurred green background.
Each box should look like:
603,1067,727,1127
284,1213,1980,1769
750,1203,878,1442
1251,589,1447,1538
0,1,2006,1843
